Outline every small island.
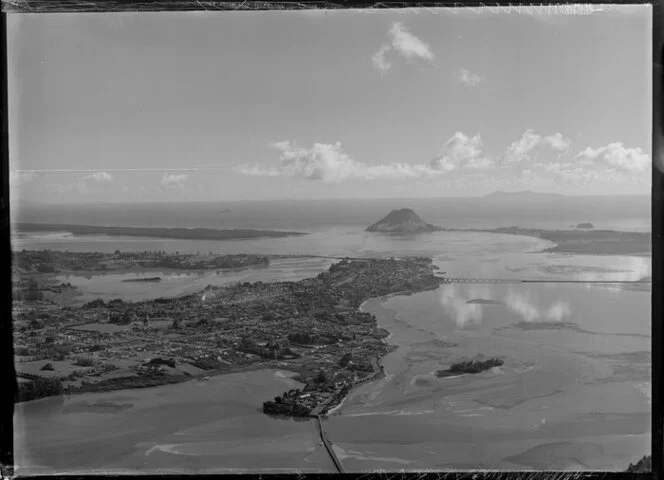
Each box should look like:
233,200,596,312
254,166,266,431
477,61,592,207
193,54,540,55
436,357,503,378
122,277,162,283
366,208,442,233
575,222,594,229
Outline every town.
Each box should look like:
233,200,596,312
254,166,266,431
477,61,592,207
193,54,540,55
13,254,443,416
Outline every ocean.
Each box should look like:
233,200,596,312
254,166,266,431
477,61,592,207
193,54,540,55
11,195,651,232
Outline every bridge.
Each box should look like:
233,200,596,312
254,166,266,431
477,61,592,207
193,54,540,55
437,277,652,285
439,277,517,284
313,415,344,473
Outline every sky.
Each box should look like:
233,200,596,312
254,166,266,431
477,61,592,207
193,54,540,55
7,5,652,203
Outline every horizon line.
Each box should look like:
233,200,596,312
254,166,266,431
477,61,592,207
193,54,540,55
10,192,651,206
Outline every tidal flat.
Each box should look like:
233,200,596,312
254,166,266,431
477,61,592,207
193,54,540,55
323,284,650,471
14,370,335,475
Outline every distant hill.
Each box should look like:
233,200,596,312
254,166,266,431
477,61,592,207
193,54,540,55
575,222,594,229
366,208,441,233
483,190,565,201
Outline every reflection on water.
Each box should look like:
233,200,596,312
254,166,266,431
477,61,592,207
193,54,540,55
439,285,484,328
438,284,575,329
432,281,649,335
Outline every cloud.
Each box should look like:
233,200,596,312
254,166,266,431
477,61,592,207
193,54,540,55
160,172,188,187
430,132,493,171
504,129,571,164
575,142,651,173
544,133,571,151
83,171,113,182
372,22,433,75
538,162,601,185
371,44,392,75
459,68,482,86
238,132,498,183
389,22,434,61
237,140,445,183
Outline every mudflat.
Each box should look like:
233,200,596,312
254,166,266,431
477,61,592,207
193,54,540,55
14,370,335,475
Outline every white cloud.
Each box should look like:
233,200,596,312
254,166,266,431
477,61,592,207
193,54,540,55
237,140,446,183
544,133,571,151
371,44,392,75
372,22,433,75
389,22,434,61
459,68,482,86
537,162,600,185
160,172,188,187
430,132,493,171
575,142,650,173
83,171,113,182
504,129,571,163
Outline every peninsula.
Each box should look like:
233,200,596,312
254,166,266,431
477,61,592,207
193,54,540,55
13,223,307,241
13,255,442,416
12,250,270,275
366,208,442,233
474,226,651,255
364,210,650,255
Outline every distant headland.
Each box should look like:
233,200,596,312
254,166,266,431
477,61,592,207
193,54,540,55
575,222,594,229
13,223,308,241
366,208,442,233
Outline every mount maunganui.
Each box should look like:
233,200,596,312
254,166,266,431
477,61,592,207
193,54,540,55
366,208,442,233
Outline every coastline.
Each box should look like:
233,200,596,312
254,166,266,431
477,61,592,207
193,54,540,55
323,289,425,417
458,227,652,256
13,222,309,241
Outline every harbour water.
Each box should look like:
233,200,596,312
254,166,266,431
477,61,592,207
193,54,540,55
12,204,651,473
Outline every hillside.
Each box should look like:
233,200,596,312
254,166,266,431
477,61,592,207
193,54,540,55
366,209,441,233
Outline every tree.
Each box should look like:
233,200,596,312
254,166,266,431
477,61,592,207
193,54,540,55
315,370,327,384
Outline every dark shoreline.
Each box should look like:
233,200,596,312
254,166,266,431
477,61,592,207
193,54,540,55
13,222,652,256
13,222,308,241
